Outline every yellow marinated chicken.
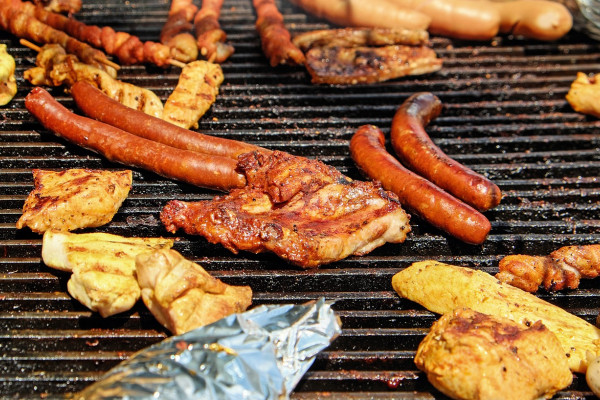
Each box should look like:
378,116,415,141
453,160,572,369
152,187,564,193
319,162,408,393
16,169,132,233
0,43,17,105
136,249,252,335
24,44,164,117
415,308,572,400
42,230,174,317
162,60,224,129
566,72,600,118
392,261,600,373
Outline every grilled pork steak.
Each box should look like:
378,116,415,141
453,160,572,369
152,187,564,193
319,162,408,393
161,151,411,268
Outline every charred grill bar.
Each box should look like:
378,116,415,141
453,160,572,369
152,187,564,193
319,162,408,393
1,0,600,398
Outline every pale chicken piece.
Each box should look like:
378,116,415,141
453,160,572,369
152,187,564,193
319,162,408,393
24,44,164,118
415,308,572,400
136,249,252,335
161,151,411,269
41,230,174,317
566,72,600,118
16,169,132,233
0,43,17,105
162,60,224,129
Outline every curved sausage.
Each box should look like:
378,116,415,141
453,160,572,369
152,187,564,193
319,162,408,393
391,92,502,212
70,81,268,160
25,87,246,191
350,124,491,245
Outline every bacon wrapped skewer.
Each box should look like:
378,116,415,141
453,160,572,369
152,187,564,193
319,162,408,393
194,0,234,63
160,0,198,63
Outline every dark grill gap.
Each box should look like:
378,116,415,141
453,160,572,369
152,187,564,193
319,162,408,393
0,0,600,398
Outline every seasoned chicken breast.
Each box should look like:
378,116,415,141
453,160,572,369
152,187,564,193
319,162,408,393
161,151,411,268
16,169,132,233
416,308,572,400
136,249,252,335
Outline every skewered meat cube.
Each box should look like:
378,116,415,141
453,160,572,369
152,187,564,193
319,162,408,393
32,0,81,14
161,151,411,268
16,169,132,233
160,0,198,63
496,244,600,292
42,231,174,317
566,72,600,119
0,43,16,105
162,60,223,128
136,249,253,335
194,0,234,63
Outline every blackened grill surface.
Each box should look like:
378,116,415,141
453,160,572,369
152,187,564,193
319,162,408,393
1,0,600,398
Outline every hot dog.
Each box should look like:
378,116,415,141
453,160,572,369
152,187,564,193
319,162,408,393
350,124,491,244
70,81,268,160
25,87,246,191
391,92,502,212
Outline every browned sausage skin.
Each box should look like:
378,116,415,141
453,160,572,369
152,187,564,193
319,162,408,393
391,92,502,212
70,81,268,160
350,124,491,244
25,87,246,191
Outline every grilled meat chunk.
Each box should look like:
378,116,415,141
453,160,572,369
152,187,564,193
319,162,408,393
41,230,174,317
161,151,411,268
416,308,572,400
496,244,600,292
33,0,81,14
566,72,600,118
136,249,252,335
305,44,442,85
0,43,16,105
162,60,224,129
16,169,132,233
293,27,430,52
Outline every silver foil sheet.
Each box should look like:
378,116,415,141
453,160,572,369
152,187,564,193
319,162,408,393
73,298,341,400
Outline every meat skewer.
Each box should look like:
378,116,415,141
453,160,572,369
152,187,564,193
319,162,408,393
496,244,600,292
0,0,114,69
32,0,81,14
160,0,199,63
194,0,234,63
25,87,246,191
252,0,305,66
6,0,175,66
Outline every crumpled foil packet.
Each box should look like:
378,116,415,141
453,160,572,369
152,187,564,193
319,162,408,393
74,298,341,399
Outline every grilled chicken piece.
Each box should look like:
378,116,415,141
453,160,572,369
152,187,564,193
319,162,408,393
194,0,234,63
566,72,600,118
305,44,442,85
24,44,165,117
162,60,224,129
136,249,252,335
0,43,16,105
42,231,174,317
416,308,572,400
16,169,132,233
161,151,411,268
160,0,198,63
496,244,600,292
293,27,430,52
33,0,81,14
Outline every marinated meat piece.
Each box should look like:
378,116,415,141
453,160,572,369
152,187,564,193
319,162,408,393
160,0,198,63
161,151,411,268
305,44,442,85
136,249,252,335
16,169,132,233
496,244,600,292
162,60,224,129
0,43,16,105
194,0,234,63
566,72,600,118
41,230,174,317
416,308,572,400
32,0,81,14
293,27,430,52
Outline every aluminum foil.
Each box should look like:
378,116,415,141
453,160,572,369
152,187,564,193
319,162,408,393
73,298,341,400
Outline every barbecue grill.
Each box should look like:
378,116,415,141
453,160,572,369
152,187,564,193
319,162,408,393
1,0,600,398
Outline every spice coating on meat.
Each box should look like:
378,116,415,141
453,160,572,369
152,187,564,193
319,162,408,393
161,151,411,268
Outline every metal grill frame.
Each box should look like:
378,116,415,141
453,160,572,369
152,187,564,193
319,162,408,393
1,0,600,398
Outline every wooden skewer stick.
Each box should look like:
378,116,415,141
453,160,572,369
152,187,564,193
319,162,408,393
20,38,120,71
169,59,187,69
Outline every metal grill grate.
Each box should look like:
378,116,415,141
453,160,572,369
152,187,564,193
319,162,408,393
1,0,600,398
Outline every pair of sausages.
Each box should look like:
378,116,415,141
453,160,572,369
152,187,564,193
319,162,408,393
25,82,269,191
350,93,501,245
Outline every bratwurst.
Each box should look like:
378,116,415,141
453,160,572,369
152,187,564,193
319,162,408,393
25,87,245,191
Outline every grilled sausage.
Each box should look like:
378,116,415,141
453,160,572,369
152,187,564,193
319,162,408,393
25,87,245,191
70,81,267,160
391,92,502,212
350,124,491,244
